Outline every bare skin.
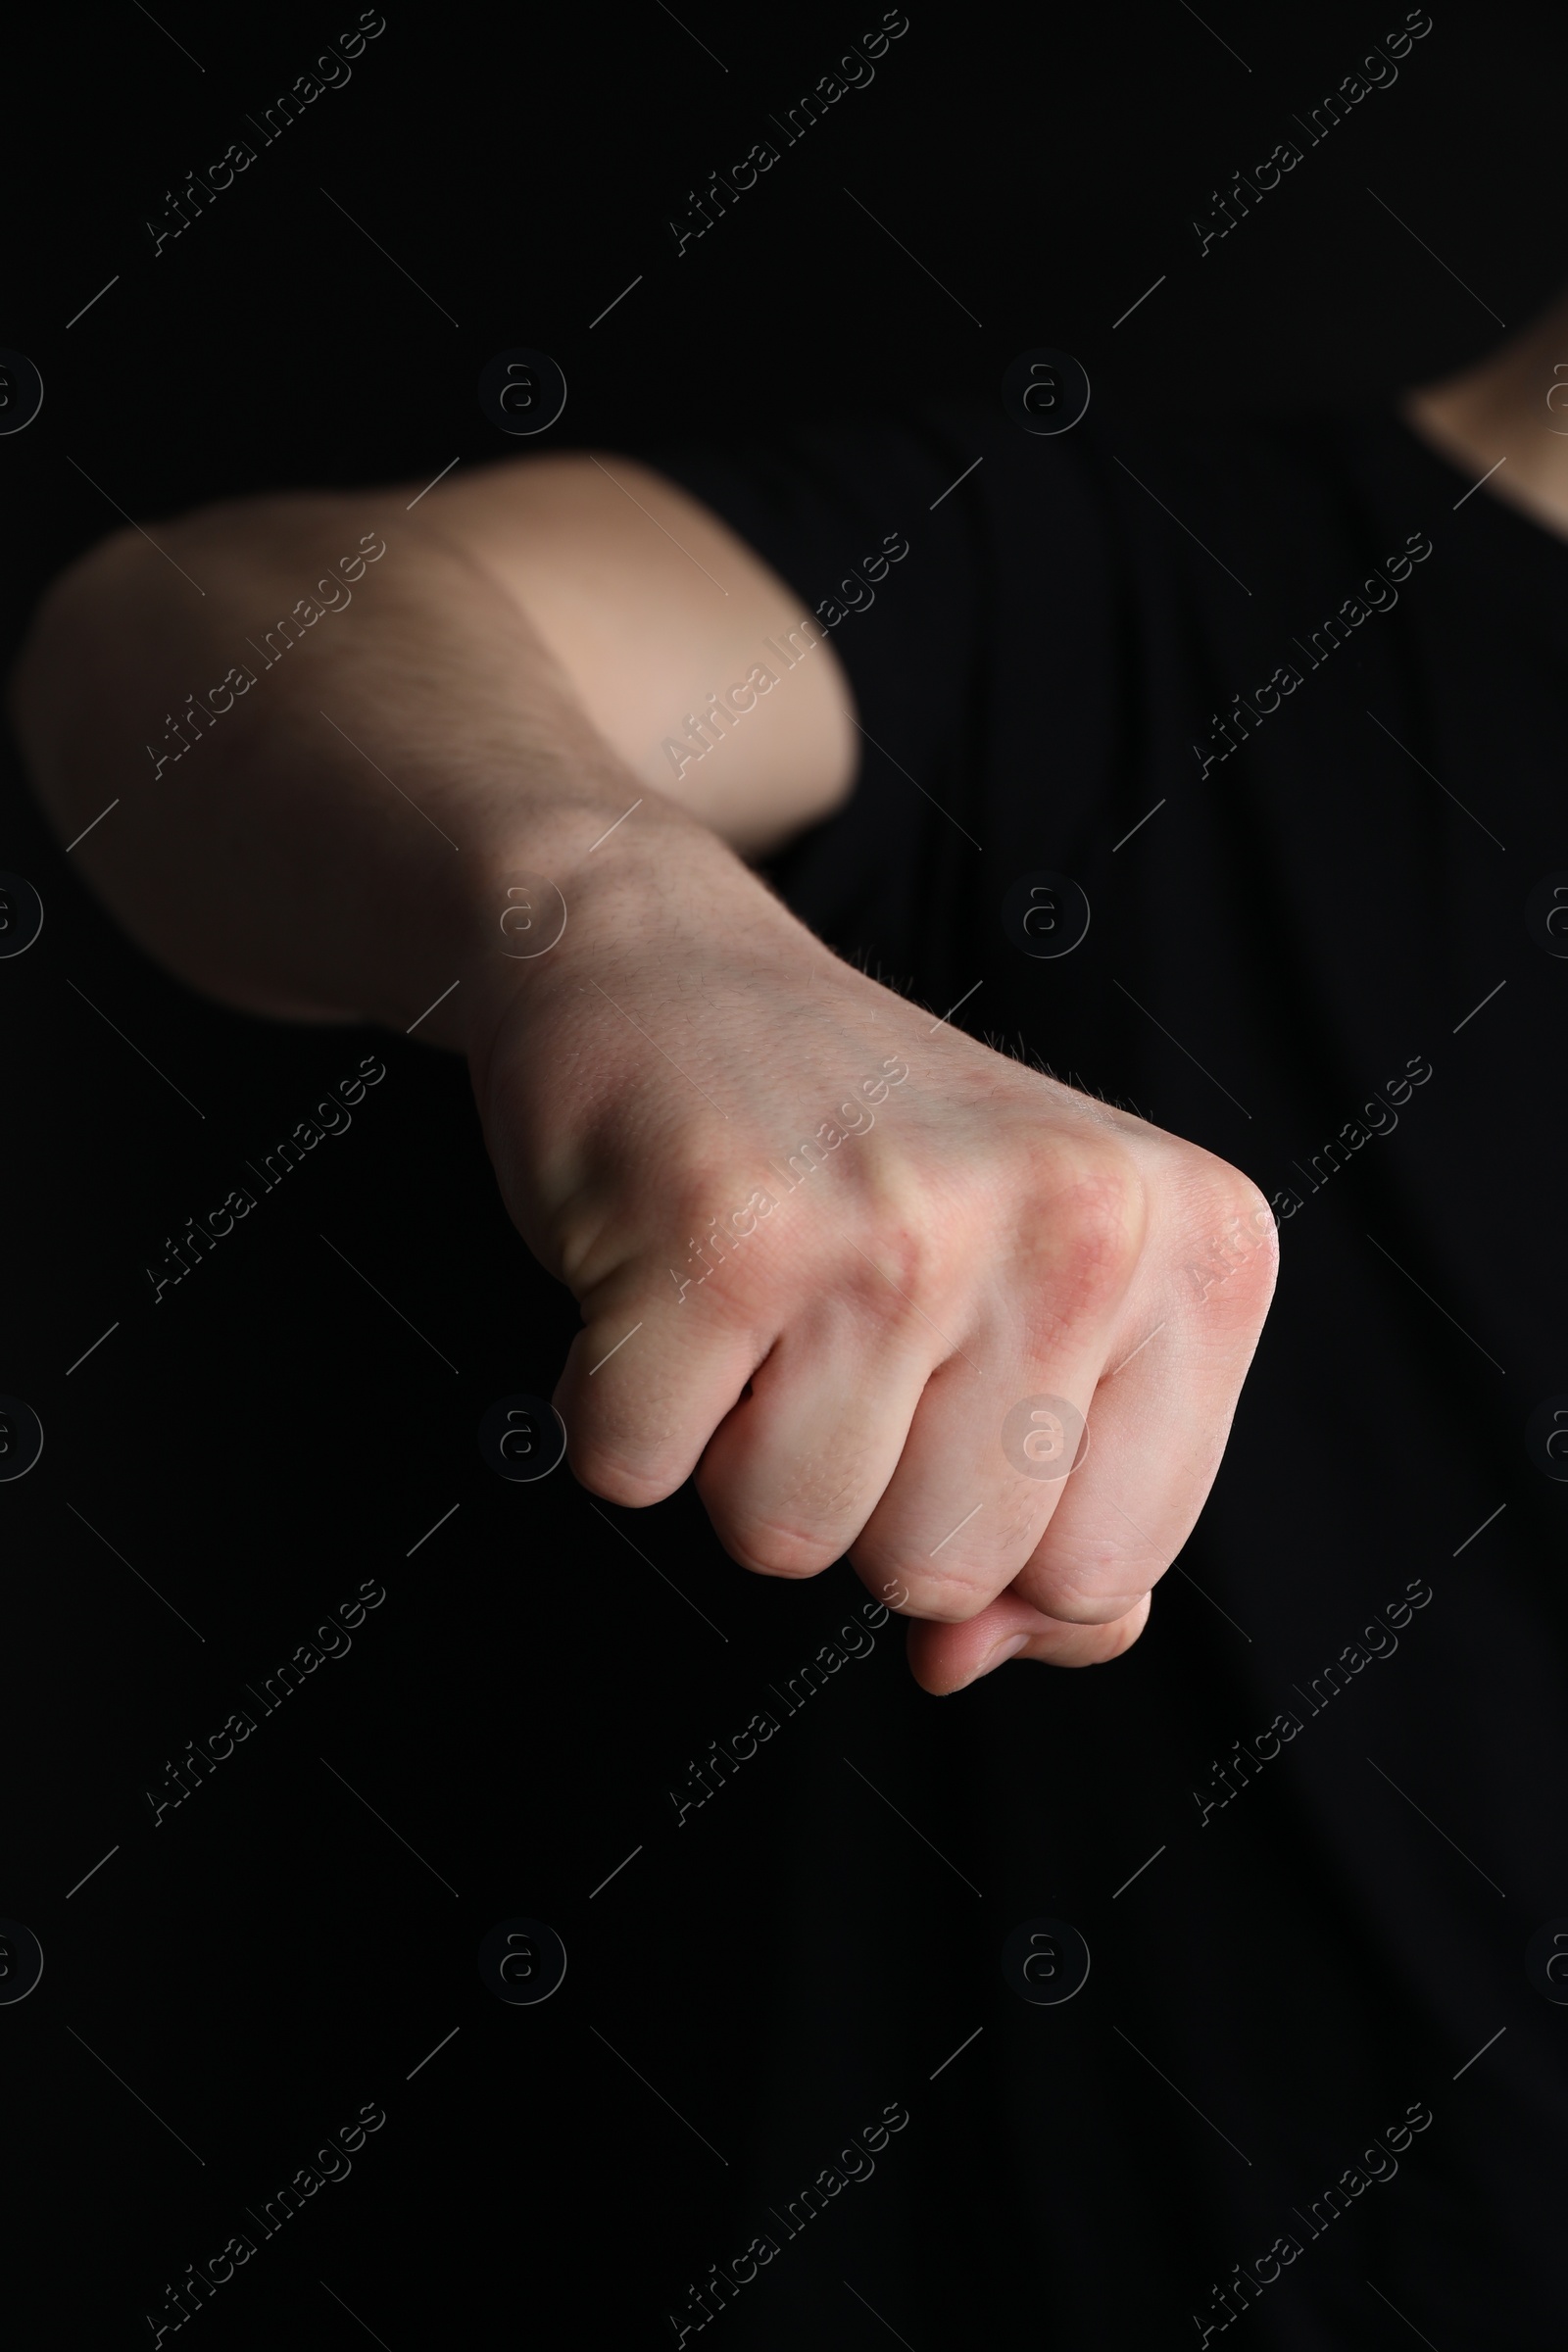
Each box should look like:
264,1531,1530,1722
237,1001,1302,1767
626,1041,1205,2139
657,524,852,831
1403,286,1568,540
9,453,1277,1693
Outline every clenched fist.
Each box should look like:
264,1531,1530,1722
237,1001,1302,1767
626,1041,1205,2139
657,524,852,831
9,463,1276,1697
465,822,1278,1694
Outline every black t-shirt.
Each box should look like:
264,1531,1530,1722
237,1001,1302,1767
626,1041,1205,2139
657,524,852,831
653,403,1568,2348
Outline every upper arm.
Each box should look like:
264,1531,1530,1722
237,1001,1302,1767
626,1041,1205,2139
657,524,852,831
418,450,858,856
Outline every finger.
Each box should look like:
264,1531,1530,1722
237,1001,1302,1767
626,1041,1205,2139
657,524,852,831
1010,1235,1275,1624
554,1277,768,1506
693,1290,934,1577
906,1589,1152,1695
848,1347,1102,1622
847,1157,1144,1620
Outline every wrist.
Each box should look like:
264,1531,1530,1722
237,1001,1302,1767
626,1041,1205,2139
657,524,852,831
452,786,788,1116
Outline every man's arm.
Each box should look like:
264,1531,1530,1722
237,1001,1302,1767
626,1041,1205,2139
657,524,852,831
8,455,855,1035
9,452,1277,1695
424,453,858,855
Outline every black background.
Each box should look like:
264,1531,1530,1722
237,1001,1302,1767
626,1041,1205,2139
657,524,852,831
3,3,1565,2346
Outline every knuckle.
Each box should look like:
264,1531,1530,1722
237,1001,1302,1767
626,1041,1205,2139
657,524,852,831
1177,1163,1281,1315
563,1372,696,1510
1216,1171,1279,1253
568,1442,680,1510
1188,1149,1272,1232
701,1500,840,1580
667,1147,745,1225
863,1562,995,1624
834,1210,951,1337
1029,1568,1152,1624
1026,1141,1148,1312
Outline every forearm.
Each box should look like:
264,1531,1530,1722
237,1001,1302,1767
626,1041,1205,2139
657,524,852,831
8,489,794,1058
7,475,1280,1709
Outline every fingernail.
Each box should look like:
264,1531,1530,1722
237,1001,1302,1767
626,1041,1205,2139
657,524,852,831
976,1633,1030,1680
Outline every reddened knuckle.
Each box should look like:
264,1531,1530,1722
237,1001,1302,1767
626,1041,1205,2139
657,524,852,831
1049,1148,1146,1290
